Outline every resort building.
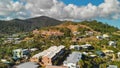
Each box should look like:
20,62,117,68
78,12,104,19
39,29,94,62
30,45,65,66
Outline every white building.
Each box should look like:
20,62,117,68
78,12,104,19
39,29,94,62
70,44,93,50
117,52,120,59
63,52,82,68
107,65,117,68
31,45,65,66
103,34,109,39
109,41,117,48
13,49,30,60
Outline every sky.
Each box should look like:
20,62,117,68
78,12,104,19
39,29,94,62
0,0,120,28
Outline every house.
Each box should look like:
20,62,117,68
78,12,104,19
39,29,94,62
107,65,118,68
70,45,81,50
4,37,21,44
96,51,105,57
85,31,94,36
45,65,67,68
96,34,109,40
96,36,103,40
30,45,65,66
1,59,10,64
30,48,38,52
12,49,30,60
109,41,117,48
70,44,94,50
63,52,82,68
117,52,120,59
14,62,39,68
89,55,97,58
80,44,94,50
73,31,80,36
103,50,114,56
103,34,109,39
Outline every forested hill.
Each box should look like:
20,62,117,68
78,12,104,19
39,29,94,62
0,16,119,35
80,20,119,33
0,16,62,34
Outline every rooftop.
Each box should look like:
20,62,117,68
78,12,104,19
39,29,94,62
63,52,82,64
15,62,39,68
107,65,118,68
32,45,65,58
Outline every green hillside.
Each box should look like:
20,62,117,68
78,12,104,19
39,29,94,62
80,20,119,33
0,16,62,34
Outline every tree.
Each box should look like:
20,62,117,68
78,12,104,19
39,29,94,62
78,60,84,68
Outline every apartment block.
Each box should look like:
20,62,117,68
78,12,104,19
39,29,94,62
30,45,65,66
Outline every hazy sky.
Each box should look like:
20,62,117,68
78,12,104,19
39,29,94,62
0,0,120,28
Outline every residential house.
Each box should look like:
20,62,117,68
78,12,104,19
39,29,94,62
117,52,120,59
80,44,94,50
13,49,30,60
96,51,105,57
103,50,114,56
70,44,94,50
30,45,65,66
107,65,118,68
89,55,97,58
30,48,38,52
63,52,82,68
4,38,21,44
96,36,103,40
14,62,39,68
96,34,110,40
103,34,109,39
85,31,94,36
109,41,117,48
73,31,80,36
70,45,81,50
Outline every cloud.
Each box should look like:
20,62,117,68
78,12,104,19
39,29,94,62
0,0,120,20
0,0,30,20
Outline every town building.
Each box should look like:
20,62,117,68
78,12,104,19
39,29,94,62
70,44,94,50
96,36,103,40
85,31,94,36
70,45,81,50
107,65,118,68
13,49,30,60
103,34,109,39
96,34,110,40
63,52,82,68
72,31,80,36
30,45,65,66
117,52,120,59
103,50,114,55
109,41,117,48
96,51,105,57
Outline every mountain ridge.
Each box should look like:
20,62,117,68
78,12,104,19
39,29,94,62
0,16,62,34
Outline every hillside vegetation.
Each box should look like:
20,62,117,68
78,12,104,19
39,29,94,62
80,20,119,33
0,16,62,34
